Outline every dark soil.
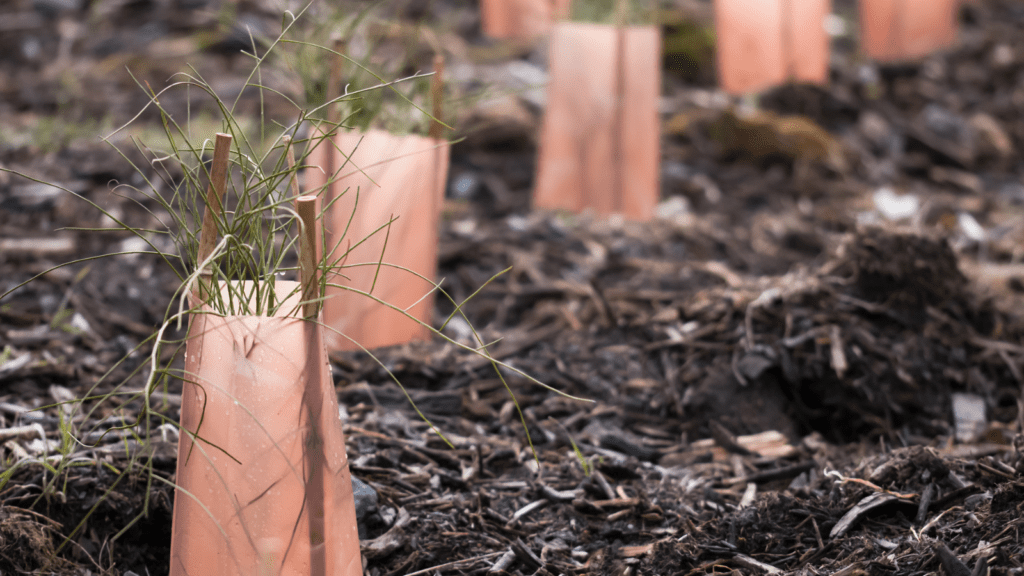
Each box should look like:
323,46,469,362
4,0,1024,575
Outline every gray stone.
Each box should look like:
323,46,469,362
352,476,378,520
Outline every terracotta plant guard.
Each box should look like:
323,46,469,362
169,134,362,576
860,0,957,62
533,3,660,221
306,56,450,352
480,0,571,40
714,0,830,95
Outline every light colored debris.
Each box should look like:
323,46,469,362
952,392,988,443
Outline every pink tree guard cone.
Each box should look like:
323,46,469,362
534,21,661,221
860,0,958,62
169,281,362,576
306,130,450,352
715,0,831,94
480,0,571,40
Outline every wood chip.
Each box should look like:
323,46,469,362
620,543,654,557
732,552,782,574
830,492,915,538
510,499,546,522
0,237,76,256
361,508,412,560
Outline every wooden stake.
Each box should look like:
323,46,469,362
781,0,794,80
296,195,320,320
322,37,346,213
282,135,301,200
284,134,323,269
429,54,445,141
612,0,627,213
195,133,232,301
325,37,346,132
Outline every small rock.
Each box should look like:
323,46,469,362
736,349,777,382
991,43,1014,68
450,218,477,237
858,110,897,153
920,104,969,145
857,63,881,86
873,187,919,221
952,392,987,443
352,476,378,521
449,172,481,200
353,477,381,540
655,196,689,222
442,315,474,345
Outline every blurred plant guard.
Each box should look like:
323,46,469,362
715,0,830,95
534,0,660,220
480,0,571,40
306,55,450,352
860,0,958,62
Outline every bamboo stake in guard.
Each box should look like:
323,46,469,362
714,0,830,95
533,2,660,221
480,0,571,40
296,196,320,320
169,136,362,576
194,133,232,301
307,55,451,352
860,0,958,62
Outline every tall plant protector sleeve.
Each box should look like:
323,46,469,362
860,0,957,62
307,130,450,352
169,281,361,576
715,0,830,95
534,21,660,221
